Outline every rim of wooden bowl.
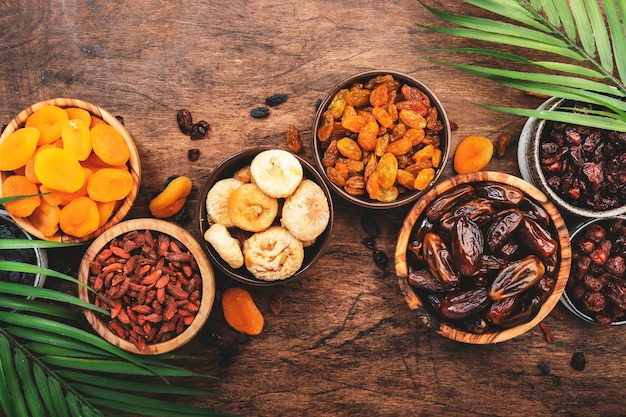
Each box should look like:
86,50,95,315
312,69,451,209
394,171,572,344
0,98,141,242
77,218,215,355
195,147,334,286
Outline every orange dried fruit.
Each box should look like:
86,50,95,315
2,175,41,217
62,119,92,161
336,137,362,160
453,135,494,174
89,116,107,128
96,200,117,227
384,138,413,156
59,196,100,238
64,107,92,126
414,167,436,190
149,175,192,219
221,287,264,335
0,127,40,171
372,107,394,128
357,121,378,151
25,105,69,145
29,200,61,237
90,124,130,166
87,168,134,202
377,152,398,189
34,147,85,193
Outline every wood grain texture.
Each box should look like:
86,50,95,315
1,0,625,416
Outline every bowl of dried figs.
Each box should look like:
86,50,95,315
395,171,572,344
518,97,626,219
312,70,451,209
561,216,626,326
196,147,334,286
77,218,215,354
0,98,141,242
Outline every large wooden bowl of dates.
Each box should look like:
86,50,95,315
395,171,571,344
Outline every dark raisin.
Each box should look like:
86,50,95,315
449,121,458,131
206,331,223,347
570,351,586,371
537,361,551,376
115,115,125,125
176,109,193,134
373,250,389,270
250,107,270,118
173,205,190,225
188,148,201,161
361,216,380,238
362,237,376,250
190,121,210,140
265,93,288,107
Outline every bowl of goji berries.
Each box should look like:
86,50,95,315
312,70,452,209
0,98,141,242
395,171,572,344
77,218,215,354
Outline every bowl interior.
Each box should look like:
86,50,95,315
0,98,141,242
312,70,451,209
77,218,215,355
395,171,572,344
196,147,334,286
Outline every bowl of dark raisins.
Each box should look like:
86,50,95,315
312,70,451,209
561,216,626,326
518,97,626,219
0,209,48,297
395,171,572,344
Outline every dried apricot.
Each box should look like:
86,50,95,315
87,168,134,202
90,124,130,166
2,175,41,217
59,196,100,238
34,147,85,193
25,105,69,145
0,127,40,171
453,135,494,174
64,107,92,126
62,119,92,161
149,175,192,219
28,200,60,237
96,200,117,227
221,287,264,335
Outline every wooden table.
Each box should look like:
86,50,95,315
1,1,624,416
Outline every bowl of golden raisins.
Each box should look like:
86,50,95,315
0,98,141,242
395,171,572,344
312,70,451,209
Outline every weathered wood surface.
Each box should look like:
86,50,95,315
1,1,624,416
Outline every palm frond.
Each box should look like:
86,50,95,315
419,0,626,131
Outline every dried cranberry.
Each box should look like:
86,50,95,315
190,121,210,140
176,109,193,134
188,149,201,161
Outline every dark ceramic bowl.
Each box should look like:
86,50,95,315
395,171,571,344
196,147,334,286
312,70,451,209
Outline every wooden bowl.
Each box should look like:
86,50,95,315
77,218,215,355
0,98,141,242
196,147,334,286
395,171,571,344
312,70,451,209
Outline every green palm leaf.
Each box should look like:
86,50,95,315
419,0,626,131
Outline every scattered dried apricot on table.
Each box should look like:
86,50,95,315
453,135,494,174
221,287,264,336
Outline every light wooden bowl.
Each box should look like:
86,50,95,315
0,98,141,242
395,171,571,344
78,219,215,355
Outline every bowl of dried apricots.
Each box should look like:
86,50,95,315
395,171,572,344
312,70,451,209
0,98,141,242
196,147,334,286
77,218,215,354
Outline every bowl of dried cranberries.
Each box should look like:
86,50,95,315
561,216,626,326
77,218,215,354
518,97,626,219
0,98,141,242
312,70,451,209
395,171,571,344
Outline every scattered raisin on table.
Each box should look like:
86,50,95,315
250,107,270,118
361,216,380,238
265,93,288,107
373,249,389,270
190,121,210,140
495,131,512,157
570,351,586,371
115,115,125,125
176,109,193,134
286,125,303,154
188,149,200,161
537,361,551,376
